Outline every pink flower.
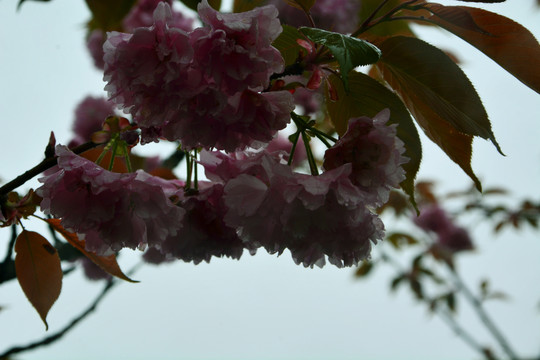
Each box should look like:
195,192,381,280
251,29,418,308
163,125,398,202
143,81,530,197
158,182,248,264
192,0,284,93
438,225,474,253
103,3,201,131
413,204,452,233
414,204,474,254
70,96,116,146
86,30,106,70
203,150,384,267
323,109,408,206
37,146,185,255
161,89,294,151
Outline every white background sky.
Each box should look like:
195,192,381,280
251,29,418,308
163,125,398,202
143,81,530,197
0,0,539,359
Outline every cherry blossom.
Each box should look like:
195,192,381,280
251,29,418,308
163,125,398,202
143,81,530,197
323,109,408,206
37,146,185,255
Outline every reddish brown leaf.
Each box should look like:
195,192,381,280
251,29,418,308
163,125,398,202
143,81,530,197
15,230,62,330
45,219,137,283
425,4,540,94
375,36,500,190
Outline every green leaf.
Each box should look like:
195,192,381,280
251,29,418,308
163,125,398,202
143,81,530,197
85,0,137,31
424,4,540,94
299,27,381,90
284,0,316,12
15,230,62,330
180,0,221,12
272,25,304,66
375,36,504,190
326,71,422,207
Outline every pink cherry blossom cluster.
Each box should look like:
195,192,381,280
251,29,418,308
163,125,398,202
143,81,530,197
103,1,294,152
86,0,193,69
414,204,474,253
35,1,410,268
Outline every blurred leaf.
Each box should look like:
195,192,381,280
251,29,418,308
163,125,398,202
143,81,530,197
390,274,406,292
85,0,137,31
273,25,304,66
45,219,137,283
181,0,221,12
409,278,424,299
15,230,62,330
232,0,264,12
424,4,540,94
284,0,315,12
355,261,374,277
17,0,52,10
300,27,381,90
376,36,496,191
446,292,456,312
386,232,418,249
326,71,421,208
377,191,411,216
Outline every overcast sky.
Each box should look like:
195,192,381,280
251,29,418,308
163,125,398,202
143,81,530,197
0,1,539,359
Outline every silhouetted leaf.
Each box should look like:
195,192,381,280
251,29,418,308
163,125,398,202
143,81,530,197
232,0,264,12
15,230,62,330
326,71,421,207
85,0,137,31
17,0,52,10
376,36,498,190
357,0,414,37
446,292,456,312
424,4,540,94
46,219,137,283
284,0,315,12
300,27,381,89
181,0,221,12
390,274,406,292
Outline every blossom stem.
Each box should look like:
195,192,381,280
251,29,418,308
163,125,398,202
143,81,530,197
193,150,199,191
287,131,301,166
123,143,133,173
108,141,119,171
301,131,319,176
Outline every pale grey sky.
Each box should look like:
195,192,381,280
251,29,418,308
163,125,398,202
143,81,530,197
0,1,539,359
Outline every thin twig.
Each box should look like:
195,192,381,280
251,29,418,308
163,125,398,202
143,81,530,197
0,263,142,359
0,141,98,197
448,267,519,360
